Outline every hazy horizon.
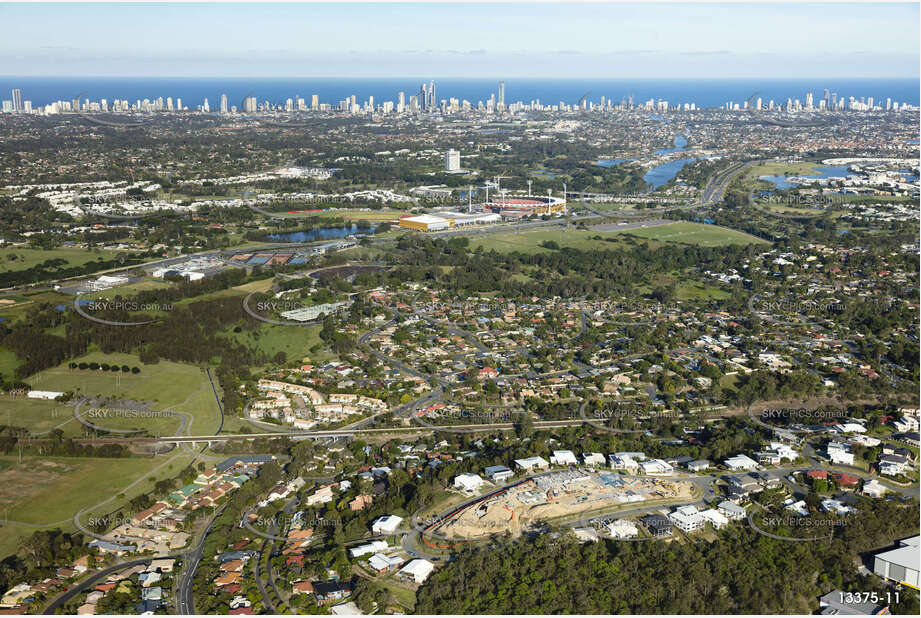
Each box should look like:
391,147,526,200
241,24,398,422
2,2,918,79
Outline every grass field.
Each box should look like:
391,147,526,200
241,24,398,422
741,161,825,183
333,209,406,222
24,351,223,436
0,290,71,322
471,228,642,254
226,322,331,366
675,282,732,300
91,279,174,300
0,247,132,273
622,222,768,246
0,452,196,558
0,397,77,436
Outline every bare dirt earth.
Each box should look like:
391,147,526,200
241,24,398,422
437,470,695,539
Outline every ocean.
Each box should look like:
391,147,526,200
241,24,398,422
1,77,918,110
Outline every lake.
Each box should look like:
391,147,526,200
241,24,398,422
595,134,687,168
268,224,375,243
644,157,698,189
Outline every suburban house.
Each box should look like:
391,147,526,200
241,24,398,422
549,450,578,466
399,559,435,584
453,473,487,493
718,500,747,521
641,514,672,538
349,540,388,558
484,465,513,483
669,505,705,533
827,441,855,466
371,515,403,535
639,459,673,476
724,454,760,471
607,519,639,539
514,456,550,471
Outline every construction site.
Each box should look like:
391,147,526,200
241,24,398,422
430,470,696,540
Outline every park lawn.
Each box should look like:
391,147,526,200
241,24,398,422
471,228,637,254
741,161,826,182
333,209,406,222
0,397,79,437
26,351,223,435
171,277,274,307
225,323,332,366
753,201,844,218
623,222,768,246
0,454,180,524
0,452,196,558
91,279,174,300
0,247,135,273
676,282,731,300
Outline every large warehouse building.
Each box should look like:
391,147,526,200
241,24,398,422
873,535,919,590
398,211,501,232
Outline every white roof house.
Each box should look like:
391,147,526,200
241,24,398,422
367,553,404,572
669,505,705,532
639,459,673,476
606,519,639,539
349,540,388,558
453,473,486,493
571,527,600,542
717,500,747,521
821,498,855,515
399,559,435,583
834,422,867,434
724,454,759,471
767,441,799,461
784,498,808,516
862,479,888,498
699,508,730,529
514,456,549,470
827,441,854,466
550,450,578,466
582,453,606,467
371,515,403,535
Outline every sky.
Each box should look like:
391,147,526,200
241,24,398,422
1,2,918,78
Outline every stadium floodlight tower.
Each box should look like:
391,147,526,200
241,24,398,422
547,189,553,214
468,185,473,213
527,179,532,197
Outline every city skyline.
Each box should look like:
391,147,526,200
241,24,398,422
0,2,918,78
5,78,915,115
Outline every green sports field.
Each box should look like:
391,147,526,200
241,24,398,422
471,228,643,254
0,452,196,558
622,222,768,246
23,351,223,436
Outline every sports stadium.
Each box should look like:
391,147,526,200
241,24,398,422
484,194,567,218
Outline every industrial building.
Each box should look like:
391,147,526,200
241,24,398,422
873,535,919,589
398,211,500,232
